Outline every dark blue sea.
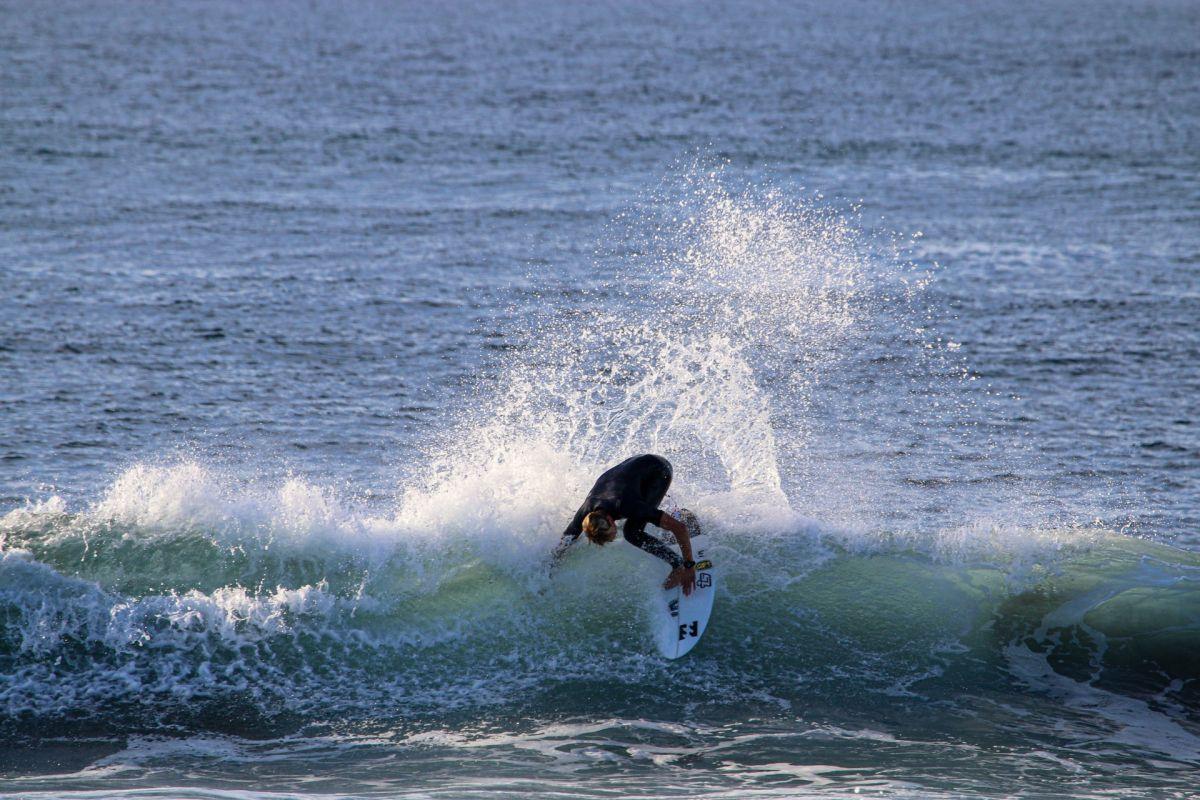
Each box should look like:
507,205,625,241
2,1,1199,797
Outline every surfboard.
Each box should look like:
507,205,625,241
653,511,715,659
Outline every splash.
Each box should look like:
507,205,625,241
416,164,933,532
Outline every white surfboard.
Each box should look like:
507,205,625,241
653,512,715,659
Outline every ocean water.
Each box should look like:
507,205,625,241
2,0,1200,797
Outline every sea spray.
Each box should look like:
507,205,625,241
413,164,935,529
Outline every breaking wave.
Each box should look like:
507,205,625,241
2,165,1197,766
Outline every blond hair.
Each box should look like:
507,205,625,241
582,511,616,544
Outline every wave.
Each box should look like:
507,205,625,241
2,164,1194,765
3,463,1198,749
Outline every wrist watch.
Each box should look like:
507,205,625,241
683,559,696,569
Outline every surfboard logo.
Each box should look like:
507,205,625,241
668,598,679,618
695,560,712,571
678,620,699,640
697,573,711,588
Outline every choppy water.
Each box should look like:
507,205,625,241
2,0,1199,798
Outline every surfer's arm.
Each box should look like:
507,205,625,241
658,512,694,563
550,534,576,565
658,512,696,596
550,508,586,568
624,526,683,568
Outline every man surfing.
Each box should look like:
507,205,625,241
552,453,699,595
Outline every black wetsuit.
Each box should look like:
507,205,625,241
556,454,681,568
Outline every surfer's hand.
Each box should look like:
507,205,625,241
664,566,697,596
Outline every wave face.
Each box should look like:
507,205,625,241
3,474,1200,796
5,469,1200,731
3,167,1200,799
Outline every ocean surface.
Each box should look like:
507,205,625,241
2,0,1200,797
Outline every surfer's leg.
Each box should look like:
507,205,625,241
638,456,673,508
624,525,683,568
639,458,678,542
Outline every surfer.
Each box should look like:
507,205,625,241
552,454,698,595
